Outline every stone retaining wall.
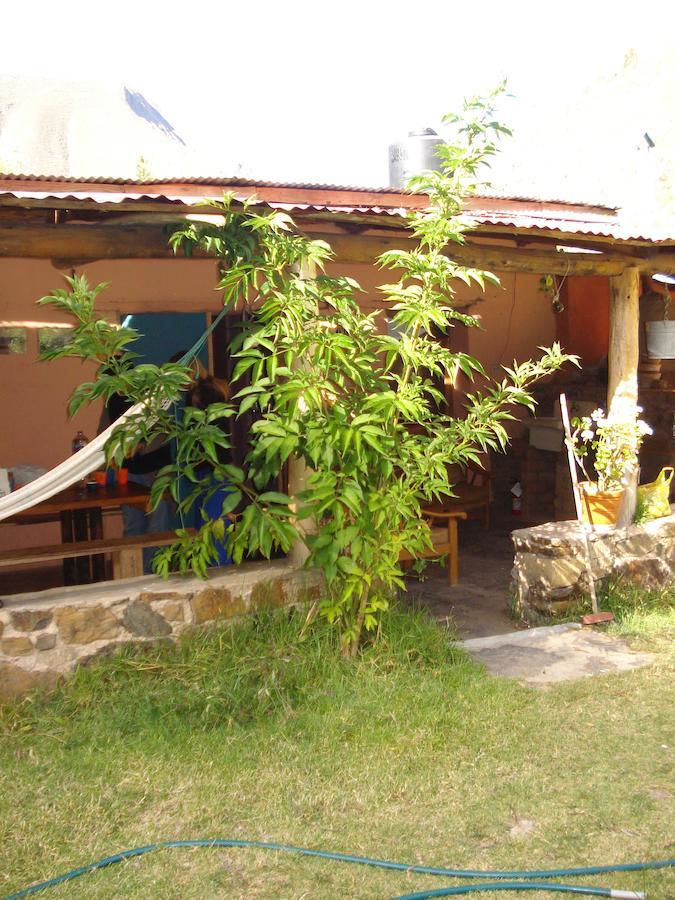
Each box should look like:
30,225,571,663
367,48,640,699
0,560,322,701
511,510,675,622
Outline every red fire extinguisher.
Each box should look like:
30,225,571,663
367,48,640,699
511,481,523,516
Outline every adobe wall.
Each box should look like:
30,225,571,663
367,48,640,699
0,258,555,484
0,257,225,558
557,276,610,366
466,272,556,381
0,256,224,470
0,253,555,564
0,559,322,701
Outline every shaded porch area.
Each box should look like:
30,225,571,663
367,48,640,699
404,506,675,643
1,176,674,620
403,516,519,639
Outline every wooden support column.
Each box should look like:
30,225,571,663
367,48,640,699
608,266,641,524
287,455,312,566
608,266,640,418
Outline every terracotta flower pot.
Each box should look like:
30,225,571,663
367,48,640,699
578,481,624,526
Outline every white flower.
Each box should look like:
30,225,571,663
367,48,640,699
637,420,653,436
590,408,605,422
580,429,594,441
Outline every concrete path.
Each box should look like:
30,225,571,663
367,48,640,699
461,623,653,685
403,520,653,684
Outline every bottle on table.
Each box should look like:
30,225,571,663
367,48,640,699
71,430,91,490
72,430,89,454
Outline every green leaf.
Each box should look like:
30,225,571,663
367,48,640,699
238,394,259,416
337,556,361,576
258,491,291,505
220,490,242,516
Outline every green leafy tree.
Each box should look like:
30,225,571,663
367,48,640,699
40,90,573,655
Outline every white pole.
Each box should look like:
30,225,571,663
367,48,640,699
560,393,599,615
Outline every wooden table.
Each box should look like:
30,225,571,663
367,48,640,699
8,483,150,584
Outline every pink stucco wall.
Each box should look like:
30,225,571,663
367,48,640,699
0,257,223,556
0,254,556,561
464,272,556,377
325,263,556,369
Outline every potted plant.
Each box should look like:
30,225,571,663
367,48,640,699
645,273,675,359
570,407,652,525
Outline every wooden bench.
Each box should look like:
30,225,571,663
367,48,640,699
399,510,467,585
0,531,189,581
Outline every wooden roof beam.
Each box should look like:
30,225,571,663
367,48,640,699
0,223,672,277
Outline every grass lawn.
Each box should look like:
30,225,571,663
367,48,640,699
0,593,673,899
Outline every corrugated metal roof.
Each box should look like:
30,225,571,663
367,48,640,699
462,199,673,243
470,214,665,243
0,175,671,244
0,171,391,192
0,171,615,209
0,188,405,214
0,188,411,224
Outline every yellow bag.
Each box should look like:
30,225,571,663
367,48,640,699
637,467,674,521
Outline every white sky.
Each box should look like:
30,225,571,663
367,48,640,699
3,0,674,186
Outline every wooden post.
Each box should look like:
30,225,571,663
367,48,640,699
112,547,144,580
608,267,641,525
608,267,640,419
287,455,312,566
447,517,459,586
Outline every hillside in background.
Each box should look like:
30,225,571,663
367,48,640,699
0,75,191,179
486,48,674,231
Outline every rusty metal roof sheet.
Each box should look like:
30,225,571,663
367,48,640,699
0,172,617,209
0,171,398,192
0,190,409,217
460,198,674,243
0,174,671,244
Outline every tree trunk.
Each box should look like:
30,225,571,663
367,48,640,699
347,588,371,658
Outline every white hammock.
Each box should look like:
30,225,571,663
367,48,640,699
0,401,147,522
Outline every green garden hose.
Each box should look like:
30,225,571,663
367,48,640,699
7,839,671,898
397,887,644,899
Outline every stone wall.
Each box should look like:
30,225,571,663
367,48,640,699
511,510,675,622
0,560,322,701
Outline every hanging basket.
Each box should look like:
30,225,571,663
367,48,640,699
578,481,625,526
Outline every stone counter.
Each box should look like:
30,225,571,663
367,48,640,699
511,509,675,622
0,560,322,701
